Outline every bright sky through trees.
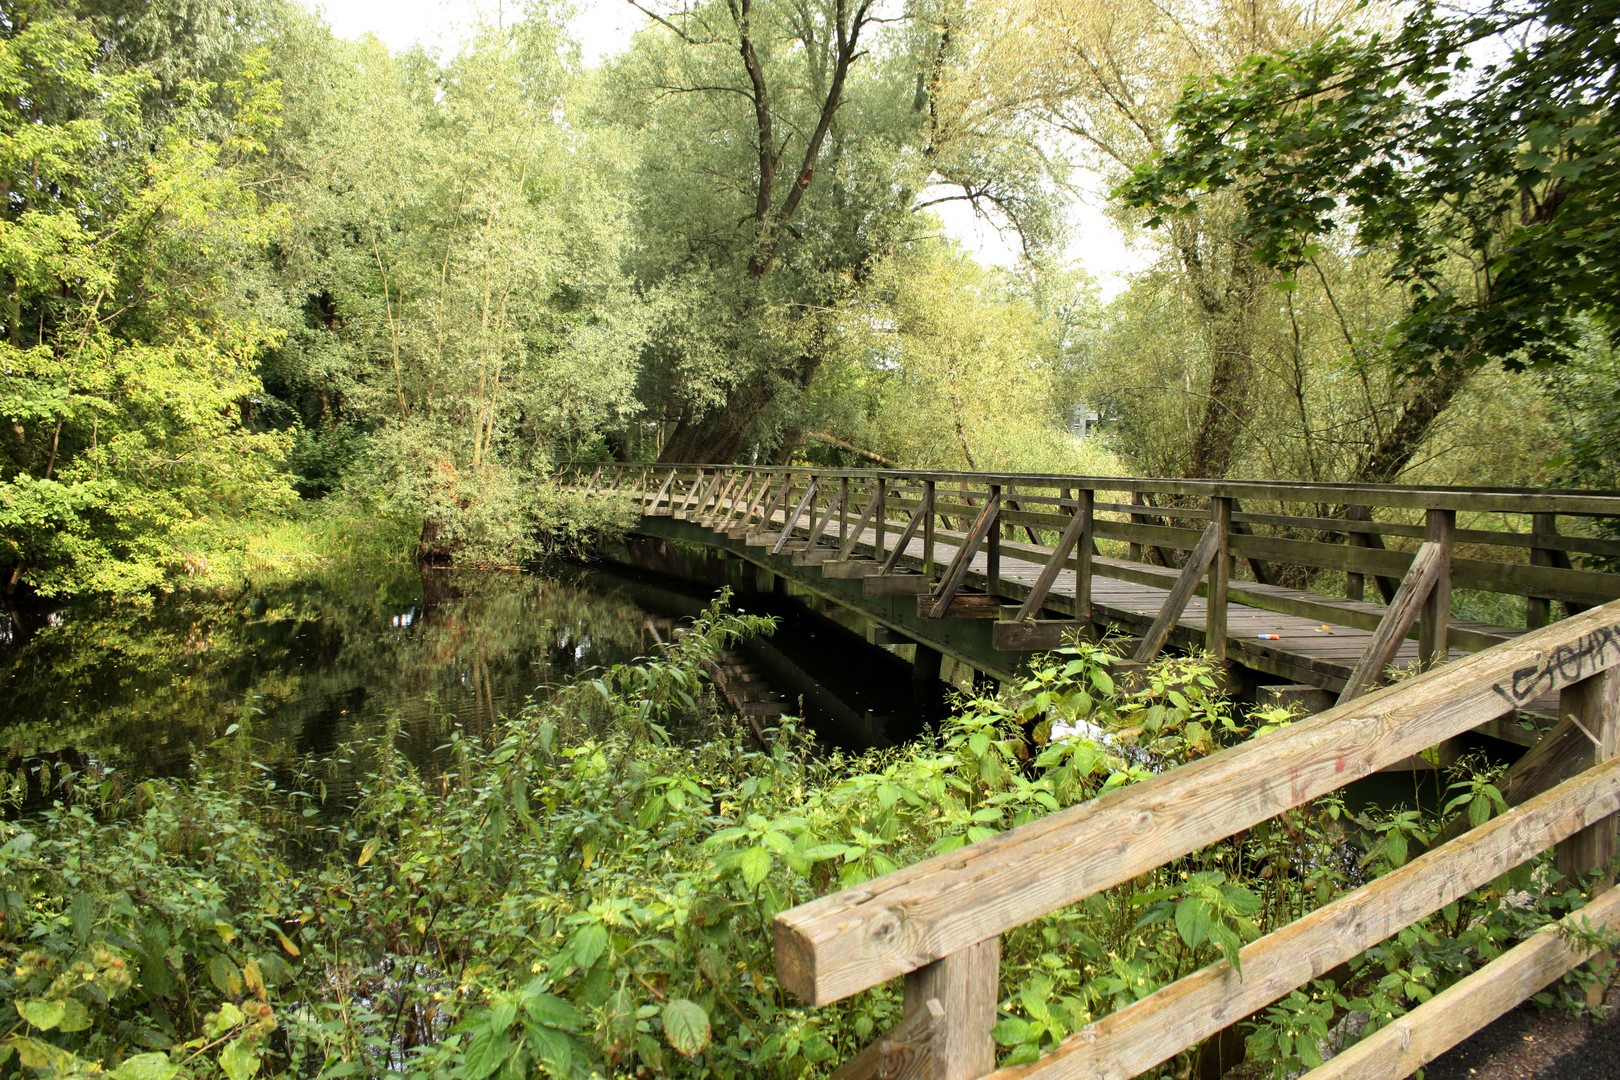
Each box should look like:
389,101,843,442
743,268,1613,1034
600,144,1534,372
301,0,1143,295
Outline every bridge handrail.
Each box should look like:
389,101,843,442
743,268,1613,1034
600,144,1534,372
771,603,1620,1080
558,464,1620,677
559,461,1620,516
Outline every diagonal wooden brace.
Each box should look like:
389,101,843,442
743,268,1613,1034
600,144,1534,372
1132,521,1221,663
647,468,677,514
927,493,1001,619
805,482,848,548
837,492,882,560
1014,494,1094,625
1337,539,1446,703
880,501,929,574
773,481,820,555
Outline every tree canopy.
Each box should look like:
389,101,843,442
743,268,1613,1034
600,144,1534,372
0,0,1611,596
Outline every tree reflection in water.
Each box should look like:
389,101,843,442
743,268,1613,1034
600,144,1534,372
1,566,658,805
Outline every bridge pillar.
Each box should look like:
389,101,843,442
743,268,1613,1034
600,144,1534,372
911,644,947,729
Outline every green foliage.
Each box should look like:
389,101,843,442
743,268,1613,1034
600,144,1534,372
6,610,1603,1079
0,8,295,598
1124,0,1620,376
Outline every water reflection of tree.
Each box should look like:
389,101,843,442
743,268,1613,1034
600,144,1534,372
0,567,657,793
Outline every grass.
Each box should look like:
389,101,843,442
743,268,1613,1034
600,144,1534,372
172,501,420,590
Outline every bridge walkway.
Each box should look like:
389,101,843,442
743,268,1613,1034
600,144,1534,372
566,463,1620,720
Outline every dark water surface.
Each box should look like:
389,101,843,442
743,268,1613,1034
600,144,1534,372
1,539,933,808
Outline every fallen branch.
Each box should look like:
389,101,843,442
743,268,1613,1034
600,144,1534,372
802,431,899,468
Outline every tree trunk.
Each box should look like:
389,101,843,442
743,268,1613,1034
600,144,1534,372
658,411,756,464
1352,364,1473,484
1179,223,1263,476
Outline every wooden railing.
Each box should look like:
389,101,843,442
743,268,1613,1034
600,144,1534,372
559,463,1620,701
770,605,1620,1080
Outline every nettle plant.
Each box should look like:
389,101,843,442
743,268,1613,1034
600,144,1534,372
2,619,1608,1080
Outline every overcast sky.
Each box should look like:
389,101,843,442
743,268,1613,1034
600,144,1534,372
301,0,1145,297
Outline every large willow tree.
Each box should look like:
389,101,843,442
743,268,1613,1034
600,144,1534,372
599,0,1060,463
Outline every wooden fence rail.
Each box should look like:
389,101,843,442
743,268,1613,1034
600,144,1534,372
769,603,1620,1080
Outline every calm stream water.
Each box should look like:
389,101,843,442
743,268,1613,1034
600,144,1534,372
1,539,931,810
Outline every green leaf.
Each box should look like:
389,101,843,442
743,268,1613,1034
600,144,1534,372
524,993,582,1031
209,955,244,997
17,999,65,1031
527,1023,572,1073
992,1016,1032,1045
572,923,609,969
1175,898,1211,948
488,999,517,1034
462,1027,511,1080
739,845,771,890
218,1037,259,1080
113,1053,180,1080
57,998,91,1034
662,998,711,1057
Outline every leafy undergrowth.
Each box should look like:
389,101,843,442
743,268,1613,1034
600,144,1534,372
1,599,1610,1079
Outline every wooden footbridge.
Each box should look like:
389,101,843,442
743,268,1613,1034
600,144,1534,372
561,462,1620,1080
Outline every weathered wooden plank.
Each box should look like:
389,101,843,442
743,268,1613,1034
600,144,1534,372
903,936,999,1080
772,602,1620,1006
823,559,880,580
1450,556,1620,604
919,594,1004,619
829,998,945,1080
865,573,935,596
1232,508,1620,559
1093,518,1208,556
1228,531,1416,579
994,620,1086,651
1299,885,1620,1080
1338,541,1446,704
990,755,1620,1080
1133,521,1221,663
565,461,1620,516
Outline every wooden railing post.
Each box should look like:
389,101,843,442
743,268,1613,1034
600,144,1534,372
1528,512,1558,629
923,480,936,576
1555,666,1620,888
987,485,1002,597
876,478,888,563
1076,489,1094,620
902,937,999,1080
1208,496,1231,661
1419,508,1456,667
839,476,850,548
1129,490,1144,563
